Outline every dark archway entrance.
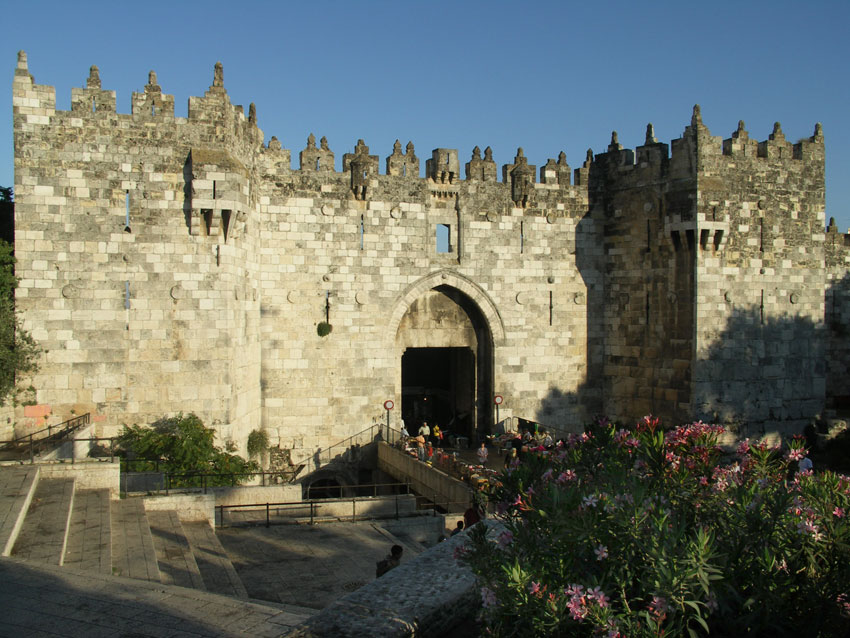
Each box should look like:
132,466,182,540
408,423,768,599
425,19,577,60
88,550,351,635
396,285,494,444
401,347,475,440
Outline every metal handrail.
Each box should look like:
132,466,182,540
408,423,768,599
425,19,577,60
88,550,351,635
0,413,91,452
213,480,479,528
296,422,403,470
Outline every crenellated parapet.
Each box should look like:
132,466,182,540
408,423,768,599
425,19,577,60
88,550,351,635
70,65,116,114
343,139,380,200
299,134,335,172
131,71,175,117
465,146,497,182
386,140,419,177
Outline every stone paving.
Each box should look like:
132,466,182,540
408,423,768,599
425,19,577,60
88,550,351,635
0,467,37,555
216,521,425,610
0,557,309,637
11,478,74,564
63,488,111,573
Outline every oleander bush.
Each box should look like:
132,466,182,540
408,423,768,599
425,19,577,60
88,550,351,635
459,417,850,637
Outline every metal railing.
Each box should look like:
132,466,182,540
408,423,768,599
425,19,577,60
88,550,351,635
0,413,92,462
296,422,404,471
214,480,477,528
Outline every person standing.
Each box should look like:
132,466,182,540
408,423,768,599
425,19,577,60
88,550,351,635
419,421,431,444
476,441,489,465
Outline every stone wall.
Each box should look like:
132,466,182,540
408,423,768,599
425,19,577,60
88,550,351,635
11,51,850,460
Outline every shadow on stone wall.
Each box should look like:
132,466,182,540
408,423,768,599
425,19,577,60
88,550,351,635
530,274,850,437
692,307,823,438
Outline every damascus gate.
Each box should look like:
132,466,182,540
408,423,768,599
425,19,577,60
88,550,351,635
9,52,850,463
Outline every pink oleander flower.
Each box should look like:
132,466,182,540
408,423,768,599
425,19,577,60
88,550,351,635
588,586,610,608
649,595,669,618
481,586,498,608
698,475,709,486
528,581,541,596
594,544,608,560
557,469,577,484
834,506,845,518
540,468,554,482
567,596,588,620
565,584,585,598
582,494,599,508
797,518,820,538
787,448,805,462
737,438,751,455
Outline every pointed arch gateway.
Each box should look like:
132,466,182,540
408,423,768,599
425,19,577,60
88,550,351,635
391,271,503,443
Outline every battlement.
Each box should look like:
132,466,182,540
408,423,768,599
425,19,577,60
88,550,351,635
14,55,824,212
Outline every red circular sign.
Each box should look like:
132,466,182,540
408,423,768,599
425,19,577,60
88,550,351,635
383,400,394,410
494,395,503,405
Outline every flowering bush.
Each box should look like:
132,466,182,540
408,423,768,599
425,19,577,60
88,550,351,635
460,417,850,637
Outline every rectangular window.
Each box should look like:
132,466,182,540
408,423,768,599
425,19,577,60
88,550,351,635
437,224,451,253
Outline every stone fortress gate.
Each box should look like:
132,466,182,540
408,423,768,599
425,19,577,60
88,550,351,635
10,51,850,461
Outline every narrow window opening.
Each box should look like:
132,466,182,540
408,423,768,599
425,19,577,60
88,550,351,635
645,293,650,325
124,281,130,310
759,219,764,252
713,230,724,251
212,180,217,200
520,221,524,254
151,104,156,116
699,229,710,250
549,291,553,326
316,159,320,171
402,164,406,177
91,96,96,113
671,231,682,251
202,209,213,236
360,215,364,250
221,209,232,242
325,291,331,324
759,289,765,324
124,191,131,232
436,224,451,253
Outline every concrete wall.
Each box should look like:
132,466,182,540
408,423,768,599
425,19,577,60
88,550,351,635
36,460,120,498
143,492,215,526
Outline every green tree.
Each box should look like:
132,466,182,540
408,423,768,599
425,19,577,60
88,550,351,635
0,186,39,405
117,413,259,486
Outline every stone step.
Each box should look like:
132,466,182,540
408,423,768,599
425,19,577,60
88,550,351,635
0,466,40,556
147,509,206,590
111,498,160,582
182,519,249,599
63,488,111,574
11,477,75,565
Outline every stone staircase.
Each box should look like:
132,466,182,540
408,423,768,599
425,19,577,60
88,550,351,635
0,464,251,600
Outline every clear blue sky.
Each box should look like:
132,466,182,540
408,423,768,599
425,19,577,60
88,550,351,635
3,0,849,231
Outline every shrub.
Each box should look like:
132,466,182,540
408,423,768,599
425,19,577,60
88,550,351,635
460,417,850,637
247,428,269,458
317,321,333,337
116,413,259,487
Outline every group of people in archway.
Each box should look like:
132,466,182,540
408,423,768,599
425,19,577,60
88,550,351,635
501,426,555,468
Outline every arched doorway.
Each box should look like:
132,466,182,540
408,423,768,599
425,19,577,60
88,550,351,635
395,284,494,443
